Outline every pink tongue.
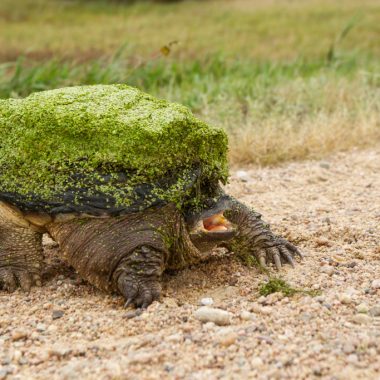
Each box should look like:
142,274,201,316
208,225,228,232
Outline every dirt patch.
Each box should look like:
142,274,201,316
1,147,379,379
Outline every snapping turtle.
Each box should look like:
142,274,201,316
0,85,301,307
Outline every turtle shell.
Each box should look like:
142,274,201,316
0,85,228,215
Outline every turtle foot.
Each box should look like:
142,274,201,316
119,274,161,309
0,267,41,292
114,245,165,308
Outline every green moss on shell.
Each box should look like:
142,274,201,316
0,85,228,209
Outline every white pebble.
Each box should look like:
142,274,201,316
128,351,157,364
199,297,214,306
371,279,380,289
251,357,264,367
356,303,369,314
235,170,250,182
36,323,46,332
202,322,216,331
240,311,255,321
351,314,371,324
194,307,232,326
320,266,334,276
13,350,22,362
369,305,380,317
346,354,358,363
217,330,238,347
339,294,352,305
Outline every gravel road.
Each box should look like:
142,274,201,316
1,147,379,380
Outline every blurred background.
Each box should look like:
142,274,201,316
0,0,379,165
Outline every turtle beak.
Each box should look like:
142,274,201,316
188,210,237,251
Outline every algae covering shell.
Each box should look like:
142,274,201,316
0,85,228,215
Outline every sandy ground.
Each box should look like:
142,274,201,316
1,146,379,380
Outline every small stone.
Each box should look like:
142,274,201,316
0,369,8,380
351,314,371,324
163,297,178,308
194,307,232,326
316,238,332,247
240,311,255,321
49,344,72,358
202,322,216,331
199,297,214,306
342,342,356,354
320,266,334,276
339,294,352,305
319,162,330,169
313,367,323,376
59,362,82,379
260,306,272,315
251,357,263,367
124,309,143,319
250,303,271,315
11,330,28,342
1,357,11,366
346,354,358,363
52,310,64,320
257,296,266,304
13,350,22,362
257,335,274,345
371,279,380,289
128,351,158,365
369,305,380,317
47,324,58,333
218,331,238,347
235,170,250,182
356,303,369,314
36,323,46,332
167,334,183,343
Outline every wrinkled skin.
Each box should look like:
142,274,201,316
0,192,301,308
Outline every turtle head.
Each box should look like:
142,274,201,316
185,196,237,253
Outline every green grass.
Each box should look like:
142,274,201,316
259,278,320,297
1,0,379,61
0,0,379,165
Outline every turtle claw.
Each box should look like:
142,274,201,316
253,237,302,270
258,251,266,268
119,274,161,309
272,248,282,270
124,298,134,309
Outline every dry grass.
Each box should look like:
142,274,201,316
201,77,380,165
228,113,380,166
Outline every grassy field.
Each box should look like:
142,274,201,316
0,0,379,165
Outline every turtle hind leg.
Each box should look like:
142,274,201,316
0,203,44,292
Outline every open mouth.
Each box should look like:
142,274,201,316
202,212,232,232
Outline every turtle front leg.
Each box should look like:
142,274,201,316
224,196,302,269
113,245,165,308
0,205,43,292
